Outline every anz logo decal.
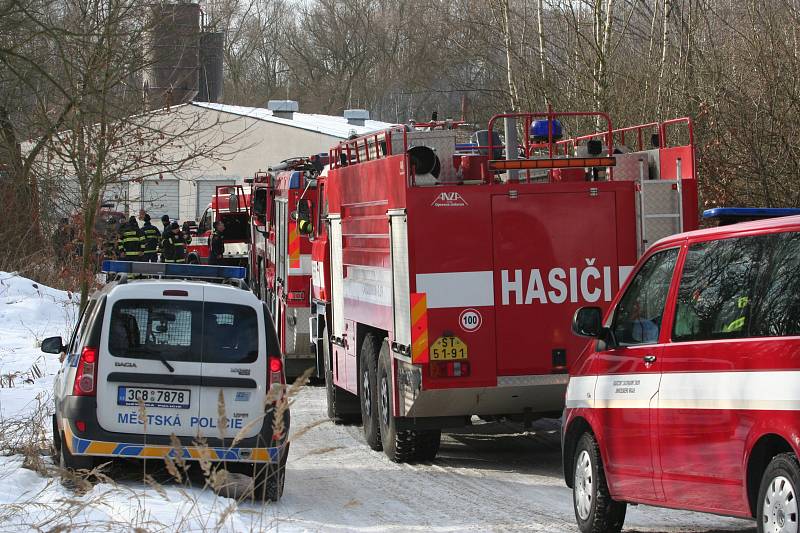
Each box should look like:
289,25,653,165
432,191,468,208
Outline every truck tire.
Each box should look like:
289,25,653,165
757,452,800,533
414,429,442,462
572,432,626,533
359,332,382,451
377,341,441,463
324,327,360,424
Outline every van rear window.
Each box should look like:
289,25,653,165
108,300,259,363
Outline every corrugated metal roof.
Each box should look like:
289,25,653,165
191,102,393,139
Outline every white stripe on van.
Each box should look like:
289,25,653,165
415,271,495,309
567,371,800,411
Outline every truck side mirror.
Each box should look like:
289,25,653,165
572,307,603,338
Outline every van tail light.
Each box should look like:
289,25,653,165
73,347,98,396
430,361,470,378
269,356,284,384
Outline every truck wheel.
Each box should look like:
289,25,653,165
757,452,800,533
59,431,93,472
377,341,441,463
359,332,382,451
414,429,442,462
324,327,360,424
572,432,626,533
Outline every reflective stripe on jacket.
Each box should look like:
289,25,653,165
161,233,187,262
118,225,145,257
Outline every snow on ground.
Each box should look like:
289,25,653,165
0,272,757,532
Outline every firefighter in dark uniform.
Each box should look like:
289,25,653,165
209,220,225,265
181,221,194,246
161,221,188,263
158,215,171,261
118,216,145,261
141,213,161,262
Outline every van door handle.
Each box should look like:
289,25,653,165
643,355,657,364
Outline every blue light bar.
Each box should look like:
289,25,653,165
102,261,246,280
703,208,800,219
455,143,479,151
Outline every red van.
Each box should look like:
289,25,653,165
563,214,800,533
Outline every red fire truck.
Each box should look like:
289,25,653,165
249,157,326,377
187,185,251,267
308,110,699,462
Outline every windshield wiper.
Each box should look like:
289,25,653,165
133,347,175,373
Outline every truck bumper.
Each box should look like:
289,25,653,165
398,365,568,418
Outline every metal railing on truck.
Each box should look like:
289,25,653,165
328,110,695,188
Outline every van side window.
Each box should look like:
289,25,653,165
612,248,678,346
751,232,800,337
673,236,766,341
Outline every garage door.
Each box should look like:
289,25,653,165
196,179,237,219
141,179,180,224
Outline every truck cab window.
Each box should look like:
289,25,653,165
253,188,267,220
198,208,211,234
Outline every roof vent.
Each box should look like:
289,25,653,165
267,100,299,120
344,109,370,126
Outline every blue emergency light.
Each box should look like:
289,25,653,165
455,143,479,152
530,119,563,141
703,208,800,220
102,261,246,280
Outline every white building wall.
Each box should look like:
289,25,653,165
130,106,342,222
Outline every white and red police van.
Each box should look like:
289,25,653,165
565,210,800,533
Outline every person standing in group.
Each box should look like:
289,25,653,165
209,220,225,265
117,216,145,261
161,221,188,263
159,215,170,261
140,214,161,262
181,221,194,246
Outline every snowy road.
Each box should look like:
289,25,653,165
0,273,758,532
277,386,755,533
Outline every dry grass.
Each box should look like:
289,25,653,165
0,370,318,532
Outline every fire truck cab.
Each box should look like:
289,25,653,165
312,110,698,463
188,185,251,267
250,157,325,378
